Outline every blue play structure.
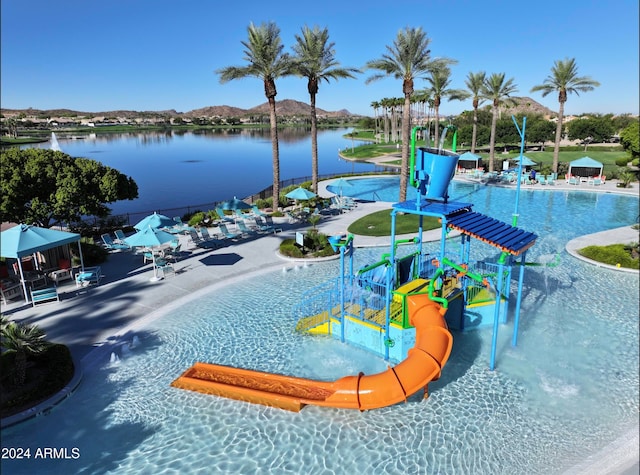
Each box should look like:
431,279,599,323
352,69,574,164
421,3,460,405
295,120,537,370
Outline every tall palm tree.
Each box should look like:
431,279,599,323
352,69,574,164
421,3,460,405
424,66,469,149
531,58,600,173
464,71,486,154
365,27,437,202
481,73,518,172
217,22,293,209
292,25,359,193
1,321,49,386
370,100,380,142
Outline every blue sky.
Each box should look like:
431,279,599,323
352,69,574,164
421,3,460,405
2,0,638,117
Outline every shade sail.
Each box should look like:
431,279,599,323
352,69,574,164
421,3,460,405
0,224,80,259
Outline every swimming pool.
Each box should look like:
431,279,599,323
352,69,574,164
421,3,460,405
2,185,638,474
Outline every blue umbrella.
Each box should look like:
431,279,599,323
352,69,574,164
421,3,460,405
134,212,175,231
285,187,317,200
332,178,353,197
220,197,251,210
124,226,176,248
513,156,537,166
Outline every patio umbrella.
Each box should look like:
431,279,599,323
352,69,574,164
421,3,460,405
134,212,175,231
513,156,537,167
220,197,251,210
124,227,176,281
285,187,317,201
332,177,353,197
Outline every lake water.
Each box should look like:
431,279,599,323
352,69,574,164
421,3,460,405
27,128,383,221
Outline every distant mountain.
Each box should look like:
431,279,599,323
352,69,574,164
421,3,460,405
492,96,557,117
1,99,354,119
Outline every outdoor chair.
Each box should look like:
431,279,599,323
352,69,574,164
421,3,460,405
154,257,175,278
101,233,130,251
114,229,128,243
236,220,258,236
75,266,103,288
251,205,268,217
215,208,235,223
218,223,242,240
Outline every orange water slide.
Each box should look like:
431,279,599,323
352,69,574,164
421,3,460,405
171,294,453,412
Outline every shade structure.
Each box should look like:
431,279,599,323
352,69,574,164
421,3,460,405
220,197,251,210
457,152,482,169
332,178,353,197
124,226,176,248
134,212,175,231
513,156,537,167
285,187,317,201
0,224,83,303
568,156,603,178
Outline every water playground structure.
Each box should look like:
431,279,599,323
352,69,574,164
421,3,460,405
172,119,539,412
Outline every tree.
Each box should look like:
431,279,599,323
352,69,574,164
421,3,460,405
423,66,469,148
365,26,442,202
566,115,615,148
481,73,518,172
620,120,640,159
464,71,486,153
0,149,138,228
217,22,293,209
292,25,360,193
1,321,49,386
530,58,600,173
526,119,556,149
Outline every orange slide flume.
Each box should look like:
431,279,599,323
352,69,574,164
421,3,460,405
171,294,453,412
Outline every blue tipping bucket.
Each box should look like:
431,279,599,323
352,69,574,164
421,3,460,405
416,148,460,200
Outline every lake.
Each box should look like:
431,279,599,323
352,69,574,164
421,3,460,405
26,128,385,222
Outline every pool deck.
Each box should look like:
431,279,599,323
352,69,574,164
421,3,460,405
2,177,639,473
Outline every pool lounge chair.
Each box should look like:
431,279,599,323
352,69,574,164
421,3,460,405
101,233,130,251
237,220,258,236
215,208,235,223
251,205,268,217
114,229,128,243
218,223,242,240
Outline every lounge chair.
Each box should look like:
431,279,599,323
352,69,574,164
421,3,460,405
199,227,223,247
114,229,128,243
569,176,580,185
218,223,241,240
188,230,204,248
101,233,130,251
251,205,268,217
253,216,282,234
236,220,258,236
215,208,235,223
538,175,546,185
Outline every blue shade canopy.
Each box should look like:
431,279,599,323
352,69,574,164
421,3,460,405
513,156,537,166
568,156,603,177
458,152,482,162
220,197,251,210
134,212,175,230
0,224,80,258
285,187,317,200
124,226,175,248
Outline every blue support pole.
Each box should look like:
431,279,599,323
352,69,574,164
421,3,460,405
512,250,527,347
490,260,505,370
511,116,527,227
384,210,398,361
339,245,345,343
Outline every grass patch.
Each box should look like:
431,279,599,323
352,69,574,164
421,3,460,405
578,243,639,269
347,209,441,236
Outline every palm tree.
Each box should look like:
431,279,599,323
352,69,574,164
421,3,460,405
424,66,469,149
1,321,49,386
531,58,600,173
292,25,359,193
365,27,441,201
370,100,380,142
464,71,486,154
216,22,293,209
481,73,518,172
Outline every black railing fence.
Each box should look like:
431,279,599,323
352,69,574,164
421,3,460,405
87,170,395,229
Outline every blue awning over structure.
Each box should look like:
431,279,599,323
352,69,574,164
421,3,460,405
446,211,537,256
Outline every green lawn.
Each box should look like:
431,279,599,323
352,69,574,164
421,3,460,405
347,209,440,236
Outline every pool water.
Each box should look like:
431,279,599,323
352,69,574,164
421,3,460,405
2,183,638,475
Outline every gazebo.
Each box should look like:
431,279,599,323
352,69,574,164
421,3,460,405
457,152,482,170
568,156,603,178
0,224,84,303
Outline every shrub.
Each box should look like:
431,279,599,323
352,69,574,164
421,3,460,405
279,240,304,258
615,156,630,167
188,211,206,226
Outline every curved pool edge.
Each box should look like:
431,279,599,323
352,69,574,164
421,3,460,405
565,225,639,273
